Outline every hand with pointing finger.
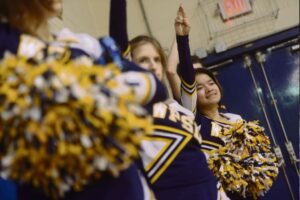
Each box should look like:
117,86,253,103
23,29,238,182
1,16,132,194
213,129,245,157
175,4,191,36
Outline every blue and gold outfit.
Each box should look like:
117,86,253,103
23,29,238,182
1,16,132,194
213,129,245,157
177,35,279,199
0,22,167,200
140,101,217,200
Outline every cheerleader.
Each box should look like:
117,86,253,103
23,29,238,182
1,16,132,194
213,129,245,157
174,5,279,200
0,0,167,199
110,1,219,199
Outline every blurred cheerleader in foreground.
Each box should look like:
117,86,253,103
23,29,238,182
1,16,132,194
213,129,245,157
0,53,152,200
0,0,167,199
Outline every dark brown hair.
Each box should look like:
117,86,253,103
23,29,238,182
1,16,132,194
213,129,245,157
0,0,55,35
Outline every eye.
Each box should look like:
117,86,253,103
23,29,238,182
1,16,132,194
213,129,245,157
197,85,203,91
138,57,148,64
154,57,161,63
208,81,215,86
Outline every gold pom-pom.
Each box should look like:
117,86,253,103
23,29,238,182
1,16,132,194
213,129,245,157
207,120,279,199
0,55,152,199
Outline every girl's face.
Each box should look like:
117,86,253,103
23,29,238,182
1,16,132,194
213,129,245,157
196,73,221,108
131,43,163,81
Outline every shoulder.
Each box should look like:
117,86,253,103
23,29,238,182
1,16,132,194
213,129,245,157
0,23,20,58
0,23,18,37
0,23,47,59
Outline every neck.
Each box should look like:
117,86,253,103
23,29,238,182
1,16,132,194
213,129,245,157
199,105,221,120
35,21,52,41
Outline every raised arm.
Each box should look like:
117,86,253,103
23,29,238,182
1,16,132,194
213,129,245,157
166,38,181,101
109,0,129,54
175,5,197,113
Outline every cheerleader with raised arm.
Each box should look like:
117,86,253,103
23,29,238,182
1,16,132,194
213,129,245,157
175,4,279,200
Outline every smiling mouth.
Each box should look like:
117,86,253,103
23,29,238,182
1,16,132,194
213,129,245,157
206,93,216,98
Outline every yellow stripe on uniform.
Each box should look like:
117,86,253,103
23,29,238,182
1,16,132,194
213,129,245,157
150,125,192,184
143,136,173,172
181,78,196,90
201,140,222,148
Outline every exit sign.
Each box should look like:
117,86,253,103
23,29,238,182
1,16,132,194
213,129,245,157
218,0,252,20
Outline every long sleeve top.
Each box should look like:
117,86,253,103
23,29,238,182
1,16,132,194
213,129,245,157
176,35,197,114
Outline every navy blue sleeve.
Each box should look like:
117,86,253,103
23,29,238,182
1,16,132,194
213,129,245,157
176,35,195,85
176,35,197,114
109,0,129,53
